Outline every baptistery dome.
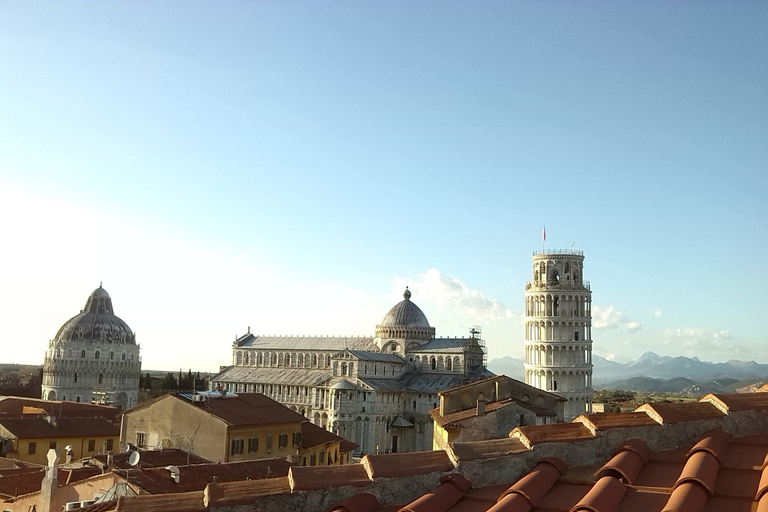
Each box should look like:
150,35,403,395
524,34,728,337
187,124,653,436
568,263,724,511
42,286,141,409
54,286,136,344
375,287,435,341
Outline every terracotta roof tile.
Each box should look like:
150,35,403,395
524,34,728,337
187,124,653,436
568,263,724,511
720,442,767,469
451,438,528,461
614,439,651,465
675,451,720,495
0,416,119,438
0,465,102,498
574,412,658,431
594,449,645,484
398,473,471,512
688,428,730,464
569,475,626,512
757,464,768,500
485,492,532,512
119,458,291,494
512,423,594,446
204,477,291,507
713,467,761,499
662,481,708,512
340,439,358,453
289,464,371,490
326,492,380,512
635,402,724,424
362,451,454,479
760,493,768,512
93,448,210,469
700,392,768,412
302,420,346,449
115,490,205,512
0,396,120,420
497,458,567,508
432,399,520,428
169,392,306,426
536,482,592,510
633,460,686,489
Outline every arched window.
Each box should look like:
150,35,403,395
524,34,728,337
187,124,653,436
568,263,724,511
348,363,354,375
257,352,263,365
98,374,103,384
81,350,86,358
286,354,291,366
122,352,126,360
109,352,114,360
297,353,303,366
312,354,318,366
341,362,347,375
446,358,452,371
326,355,331,366
68,349,72,357
431,357,436,370
95,351,100,359
73,373,78,383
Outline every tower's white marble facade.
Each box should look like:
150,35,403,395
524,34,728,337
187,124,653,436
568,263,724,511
524,250,593,420
41,286,141,409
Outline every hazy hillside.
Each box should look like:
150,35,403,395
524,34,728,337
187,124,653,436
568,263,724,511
487,351,768,393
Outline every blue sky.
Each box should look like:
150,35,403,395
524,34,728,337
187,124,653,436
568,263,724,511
1,1,766,371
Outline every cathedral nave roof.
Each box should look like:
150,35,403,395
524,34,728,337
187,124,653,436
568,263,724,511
410,337,477,354
212,366,330,387
234,335,375,351
345,350,405,363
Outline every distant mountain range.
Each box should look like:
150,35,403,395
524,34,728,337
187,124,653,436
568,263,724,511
487,351,768,392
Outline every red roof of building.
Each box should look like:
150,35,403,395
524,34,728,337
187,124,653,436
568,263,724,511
0,416,119,439
123,393,306,427
301,421,346,449
92,448,211,469
0,396,120,420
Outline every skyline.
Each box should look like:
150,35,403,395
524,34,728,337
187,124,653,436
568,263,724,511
1,2,766,371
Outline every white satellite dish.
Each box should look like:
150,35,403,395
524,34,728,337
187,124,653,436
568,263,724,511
128,451,140,467
64,445,73,452
166,465,180,483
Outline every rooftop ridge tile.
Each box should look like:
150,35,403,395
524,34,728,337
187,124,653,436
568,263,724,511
612,439,650,464
205,477,291,507
362,451,454,479
573,411,658,433
569,475,626,512
485,492,533,512
289,464,371,491
511,423,594,446
634,402,724,424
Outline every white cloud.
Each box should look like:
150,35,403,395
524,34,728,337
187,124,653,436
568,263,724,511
660,327,750,359
393,268,518,322
592,306,641,332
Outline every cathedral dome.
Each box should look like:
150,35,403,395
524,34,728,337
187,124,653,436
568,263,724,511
376,288,435,341
53,286,136,344
380,288,431,329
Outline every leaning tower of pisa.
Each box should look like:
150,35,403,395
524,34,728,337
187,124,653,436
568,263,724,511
524,249,593,420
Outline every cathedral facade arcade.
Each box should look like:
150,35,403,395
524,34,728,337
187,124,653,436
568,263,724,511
211,288,491,455
41,286,141,409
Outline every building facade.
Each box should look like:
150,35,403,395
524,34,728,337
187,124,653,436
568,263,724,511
524,250,593,419
211,288,492,455
41,286,141,409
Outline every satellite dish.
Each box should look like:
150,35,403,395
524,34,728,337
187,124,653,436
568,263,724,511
166,465,180,483
65,445,73,452
128,451,140,467
122,443,134,453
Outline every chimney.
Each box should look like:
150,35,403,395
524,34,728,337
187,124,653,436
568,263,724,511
39,449,59,512
476,397,486,416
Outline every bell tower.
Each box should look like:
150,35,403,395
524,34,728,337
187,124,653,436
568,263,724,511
524,249,593,420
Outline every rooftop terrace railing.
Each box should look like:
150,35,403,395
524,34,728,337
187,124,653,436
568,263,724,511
532,249,584,256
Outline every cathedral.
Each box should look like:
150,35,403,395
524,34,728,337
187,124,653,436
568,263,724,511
41,286,142,409
211,288,492,454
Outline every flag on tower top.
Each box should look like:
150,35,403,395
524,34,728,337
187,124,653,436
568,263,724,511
542,226,546,242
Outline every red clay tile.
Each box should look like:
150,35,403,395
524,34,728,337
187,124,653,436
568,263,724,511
485,492,532,512
536,482,592,510
451,438,529,461
398,473,472,512
674,451,719,495
721,442,768,469
290,464,371,490
594,450,645,484
635,402,724,424
710,467,760,499
662,481,709,512
759,493,768,512
633,461,685,489
512,423,594,445
701,495,753,512
569,475,626,512
363,451,454,479
688,429,730,464
206,477,292,506
757,464,768,500
327,492,380,512
498,458,567,507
